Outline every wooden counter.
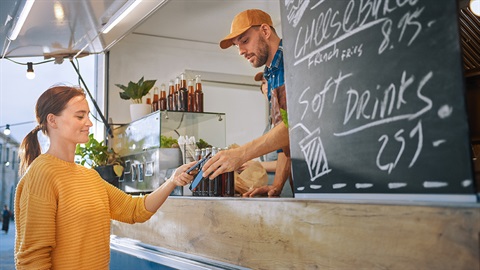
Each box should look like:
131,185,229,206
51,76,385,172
111,197,480,269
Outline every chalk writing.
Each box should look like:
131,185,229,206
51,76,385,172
389,183,407,189
285,0,310,27
336,70,433,136
298,70,352,121
333,183,347,189
376,120,423,173
356,183,373,189
438,105,452,119
297,126,332,181
291,0,426,68
423,181,448,188
432,140,446,147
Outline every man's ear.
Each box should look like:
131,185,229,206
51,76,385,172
260,23,271,39
46,113,57,129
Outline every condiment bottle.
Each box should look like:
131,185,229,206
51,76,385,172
159,83,167,111
174,76,180,111
187,79,195,112
191,148,202,196
152,86,159,112
168,80,174,111
199,148,207,196
194,75,204,112
208,147,216,196
222,147,235,197
146,90,152,105
178,73,188,111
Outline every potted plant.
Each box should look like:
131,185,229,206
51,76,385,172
115,76,157,121
75,134,124,186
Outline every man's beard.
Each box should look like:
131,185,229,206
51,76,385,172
252,37,269,68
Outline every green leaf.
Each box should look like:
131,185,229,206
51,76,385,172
75,134,123,168
115,77,157,102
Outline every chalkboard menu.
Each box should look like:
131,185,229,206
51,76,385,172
280,1,476,201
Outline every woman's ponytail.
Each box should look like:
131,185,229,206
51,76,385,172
18,125,43,176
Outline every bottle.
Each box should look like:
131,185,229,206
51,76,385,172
159,83,167,111
223,171,235,197
180,72,187,89
194,75,204,112
168,80,174,111
208,147,217,196
152,86,159,112
187,79,195,112
174,76,180,111
222,147,235,197
191,148,202,196
199,148,207,196
194,148,202,161
178,73,188,111
146,91,152,105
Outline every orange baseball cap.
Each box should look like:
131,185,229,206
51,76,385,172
254,72,264,81
220,9,273,49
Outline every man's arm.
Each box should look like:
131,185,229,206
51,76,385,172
202,122,289,179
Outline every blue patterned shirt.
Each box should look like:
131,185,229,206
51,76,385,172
263,40,284,101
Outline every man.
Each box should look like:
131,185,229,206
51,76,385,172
202,9,292,197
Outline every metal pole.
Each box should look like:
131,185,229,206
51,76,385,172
69,59,113,138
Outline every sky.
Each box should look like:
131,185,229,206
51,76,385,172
0,56,95,146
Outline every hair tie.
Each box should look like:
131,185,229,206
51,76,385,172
33,125,42,132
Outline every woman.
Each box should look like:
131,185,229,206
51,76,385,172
14,85,194,269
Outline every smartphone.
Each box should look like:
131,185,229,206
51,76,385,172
189,169,207,191
185,152,211,174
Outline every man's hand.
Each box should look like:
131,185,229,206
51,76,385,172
242,185,281,197
202,148,246,179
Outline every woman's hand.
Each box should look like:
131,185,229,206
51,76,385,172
168,161,196,186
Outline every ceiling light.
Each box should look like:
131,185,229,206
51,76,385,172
26,62,35,79
102,0,142,34
8,0,36,40
471,0,480,16
53,1,65,21
3,125,11,136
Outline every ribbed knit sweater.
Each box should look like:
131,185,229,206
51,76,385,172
14,154,154,269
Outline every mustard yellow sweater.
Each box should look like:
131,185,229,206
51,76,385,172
14,154,154,269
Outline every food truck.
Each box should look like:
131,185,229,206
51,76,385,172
1,1,479,269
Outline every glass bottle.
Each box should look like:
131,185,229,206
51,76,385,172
187,79,195,112
159,83,167,111
208,147,216,196
168,80,174,111
152,86,159,111
199,148,207,196
191,149,202,196
174,76,180,111
178,73,188,111
222,147,235,197
194,148,201,161
146,90,152,105
194,75,204,112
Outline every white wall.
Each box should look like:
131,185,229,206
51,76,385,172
107,34,268,147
